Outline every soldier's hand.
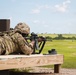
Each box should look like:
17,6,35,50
29,41,35,48
38,36,46,42
38,37,43,42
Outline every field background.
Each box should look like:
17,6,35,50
38,34,76,68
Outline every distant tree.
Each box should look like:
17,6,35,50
58,34,63,39
46,36,52,41
72,36,76,42
54,34,64,40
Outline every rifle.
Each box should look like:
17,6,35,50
24,32,46,54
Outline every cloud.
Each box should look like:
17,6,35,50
31,4,51,14
31,0,71,14
32,20,49,28
33,20,47,24
54,0,71,13
33,20,40,24
54,4,67,13
63,0,71,4
31,9,40,14
38,5,50,9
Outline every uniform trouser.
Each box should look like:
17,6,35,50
0,37,6,55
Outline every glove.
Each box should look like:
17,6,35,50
39,36,46,41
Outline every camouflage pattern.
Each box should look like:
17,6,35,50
0,31,33,55
10,32,33,55
0,22,33,55
14,22,30,34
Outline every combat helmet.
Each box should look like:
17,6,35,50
14,22,30,34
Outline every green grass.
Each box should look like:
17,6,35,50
41,40,76,68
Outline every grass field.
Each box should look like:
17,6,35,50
41,40,76,69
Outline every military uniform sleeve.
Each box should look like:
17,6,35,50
15,33,34,55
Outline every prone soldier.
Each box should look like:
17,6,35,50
0,22,35,55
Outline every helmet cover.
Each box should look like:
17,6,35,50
14,22,30,34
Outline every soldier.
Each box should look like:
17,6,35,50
0,22,35,55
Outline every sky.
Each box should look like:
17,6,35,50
0,0,76,34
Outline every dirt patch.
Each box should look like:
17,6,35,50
30,67,76,75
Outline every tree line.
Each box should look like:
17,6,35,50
46,34,76,41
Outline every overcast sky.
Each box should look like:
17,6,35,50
0,0,76,34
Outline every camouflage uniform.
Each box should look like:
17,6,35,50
0,22,33,55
